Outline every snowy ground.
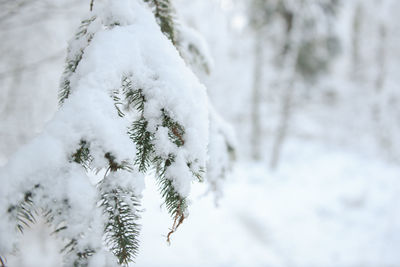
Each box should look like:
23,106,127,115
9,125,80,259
136,140,400,267
6,139,400,267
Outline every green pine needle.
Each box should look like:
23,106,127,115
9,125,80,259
161,109,185,147
129,119,154,173
100,181,141,265
59,16,96,105
143,0,177,45
71,140,92,170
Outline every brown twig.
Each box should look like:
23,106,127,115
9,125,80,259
89,0,94,11
166,204,185,244
172,127,184,146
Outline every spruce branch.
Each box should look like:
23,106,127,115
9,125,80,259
60,238,95,266
59,16,96,105
154,156,187,243
99,183,141,265
4,185,97,266
71,140,92,171
15,193,36,233
43,203,96,267
45,142,96,266
75,17,96,40
104,152,133,173
120,80,189,241
99,153,141,265
59,52,83,104
6,185,40,234
143,0,177,45
161,109,185,147
129,119,154,173
121,78,189,233
121,77,145,113
112,89,125,118
187,161,204,182
117,75,202,242
121,76,154,173
74,249,96,266
187,43,211,75
4,180,96,267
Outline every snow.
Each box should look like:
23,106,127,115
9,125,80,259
2,0,400,266
135,140,400,267
6,139,399,266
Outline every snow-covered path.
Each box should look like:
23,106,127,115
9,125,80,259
136,141,400,267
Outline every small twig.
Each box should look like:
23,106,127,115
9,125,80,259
172,127,184,145
90,0,94,11
166,204,185,244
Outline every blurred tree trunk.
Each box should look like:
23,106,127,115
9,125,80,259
351,3,363,80
251,32,263,160
375,23,386,92
269,8,294,170
372,22,391,156
270,79,293,170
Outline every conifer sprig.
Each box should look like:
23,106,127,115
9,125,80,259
144,0,235,198
100,153,141,265
61,239,95,267
144,0,177,45
161,109,185,147
154,156,187,243
100,183,141,265
6,189,37,234
186,43,211,75
117,75,196,241
54,144,141,266
130,119,154,173
71,140,92,170
119,78,155,173
59,16,96,105
1,191,38,267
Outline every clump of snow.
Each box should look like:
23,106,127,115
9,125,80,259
177,24,215,79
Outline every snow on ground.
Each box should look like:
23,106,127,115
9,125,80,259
5,139,400,266
136,140,400,267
